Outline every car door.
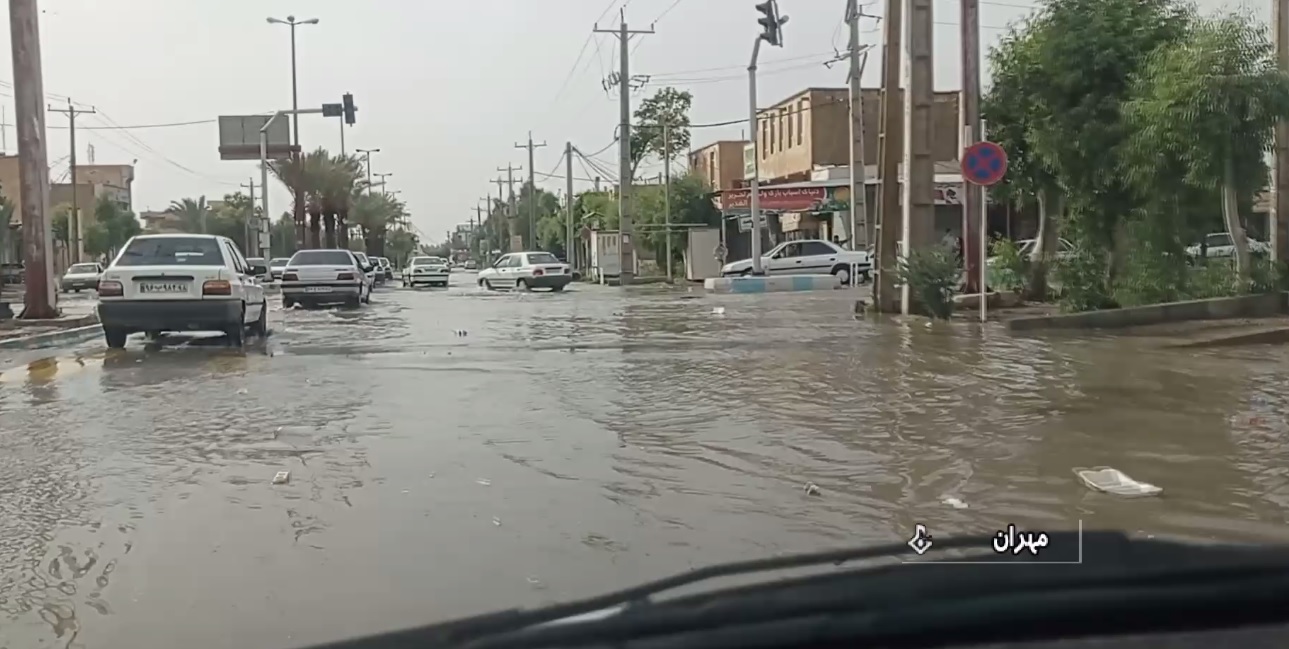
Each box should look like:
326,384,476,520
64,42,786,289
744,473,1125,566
484,255,508,282
765,243,798,275
798,241,841,274
222,240,263,321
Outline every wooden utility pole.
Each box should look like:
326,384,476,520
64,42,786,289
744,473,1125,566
49,100,94,265
901,0,936,314
10,0,56,318
515,132,547,250
873,0,904,312
960,0,982,293
1273,0,1289,264
497,164,522,252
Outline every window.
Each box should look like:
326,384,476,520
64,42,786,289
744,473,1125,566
778,110,786,151
412,256,446,266
116,236,224,267
504,256,524,268
769,117,776,154
67,263,99,274
525,252,560,265
797,99,807,146
290,250,357,266
761,120,769,159
801,241,836,256
775,242,803,258
1206,233,1233,247
224,241,250,272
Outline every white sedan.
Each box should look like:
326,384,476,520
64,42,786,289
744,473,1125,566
721,239,871,285
478,251,572,291
403,256,450,287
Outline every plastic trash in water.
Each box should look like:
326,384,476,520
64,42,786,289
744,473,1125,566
272,471,290,485
712,307,726,316
476,478,492,486
942,496,968,509
1074,466,1162,497
804,482,821,496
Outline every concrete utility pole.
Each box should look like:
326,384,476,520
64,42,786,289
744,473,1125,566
515,132,546,250
241,178,257,254
497,164,522,251
476,199,488,261
49,100,94,264
873,0,904,313
565,141,575,269
846,0,870,250
10,0,56,318
595,13,654,286
900,0,936,314
492,176,506,251
959,0,983,293
663,122,673,281
1273,0,1289,264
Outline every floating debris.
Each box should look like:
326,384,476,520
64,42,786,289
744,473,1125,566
272,471,290,485
1074,466,1162,497
236,388,248,395
453,329,468,336
711,307,726,315
804,482,821,496
942,496,969,509
476,478,492,486
492,517,502,527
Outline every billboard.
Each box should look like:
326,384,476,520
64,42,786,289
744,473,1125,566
218,115,294,161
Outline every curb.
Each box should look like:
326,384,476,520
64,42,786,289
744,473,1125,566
0,323,102,351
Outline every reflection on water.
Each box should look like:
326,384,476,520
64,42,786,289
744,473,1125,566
2,284,1289,647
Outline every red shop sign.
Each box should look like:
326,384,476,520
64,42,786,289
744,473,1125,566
721,186,827,211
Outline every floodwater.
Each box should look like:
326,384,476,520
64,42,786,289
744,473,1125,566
1,275,1287,648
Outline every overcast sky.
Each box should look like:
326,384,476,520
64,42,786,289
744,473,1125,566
0,0,1261,242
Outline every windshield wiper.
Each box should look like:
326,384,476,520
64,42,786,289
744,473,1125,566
305,531,1289,649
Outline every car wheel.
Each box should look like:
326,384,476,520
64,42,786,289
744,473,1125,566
103,327,128,349
483,279,494,290
551,285,565,292
249,301,268,337
224,309,245,348
517,279,531,291
831,264,852,286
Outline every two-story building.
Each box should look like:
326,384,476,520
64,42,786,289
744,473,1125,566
688,140,748,192
692,86,976,261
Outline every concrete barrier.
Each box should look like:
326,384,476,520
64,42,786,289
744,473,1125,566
704,274,841,293
1007,293,1289,332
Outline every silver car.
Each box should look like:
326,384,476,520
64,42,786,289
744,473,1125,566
61,262,103,292
280,249,370,308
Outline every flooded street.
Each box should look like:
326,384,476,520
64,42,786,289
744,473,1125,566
3,274,1289,648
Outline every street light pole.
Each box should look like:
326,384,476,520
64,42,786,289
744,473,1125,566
375,172,393,195
356,148,380,194
267,15,318,248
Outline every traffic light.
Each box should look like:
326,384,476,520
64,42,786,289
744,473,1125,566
755,0,787,47
342,93,357,126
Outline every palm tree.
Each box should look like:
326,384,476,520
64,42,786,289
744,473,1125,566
269,148,330,248
319,153,366,248
167,196,211,233
351,192,405,257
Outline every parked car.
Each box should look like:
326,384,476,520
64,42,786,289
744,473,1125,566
269,257,291,281
351,251,379,291
477,251,572,292
985,237,1077,268
280,249,371,308
245,257,271,282
720,239,871,285
60,262,103,292
1185,232,1270,260
372,256,395,280
96,234,268,348
464,260,478,271
403,256,451,287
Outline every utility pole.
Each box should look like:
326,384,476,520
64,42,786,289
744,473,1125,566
497,164,522,251
476,199,488,261
241,179,257,255
1274,0,1289,264
565,141,576,269
492,176,508,251
663,122,673,282
49,100,95,264
846,0,870,250
515,132,547,250
11,0,57,318
901,0,936,314
960,0,982,293
596,12,654,286
873,0,904,313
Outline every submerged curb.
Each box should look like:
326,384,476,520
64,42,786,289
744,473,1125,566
0,323,102,350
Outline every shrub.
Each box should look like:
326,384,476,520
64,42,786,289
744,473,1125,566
1054,249,1115,312
897,244,961,320
987,238,1028,294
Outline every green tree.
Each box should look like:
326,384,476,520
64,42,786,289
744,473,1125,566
270,213,297,258
630,87,692,179
166,196,212,233
1121,12,1289,283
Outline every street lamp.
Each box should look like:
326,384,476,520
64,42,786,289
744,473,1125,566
375,172,393,195
356,148,380,193
266,15,319,150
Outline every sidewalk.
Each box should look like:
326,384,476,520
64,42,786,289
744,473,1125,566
0,287,102,350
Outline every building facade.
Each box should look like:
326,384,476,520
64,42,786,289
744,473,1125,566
688,140,747,192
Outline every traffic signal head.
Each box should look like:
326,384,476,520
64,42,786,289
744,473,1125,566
342,93,357,126
755,0,787,47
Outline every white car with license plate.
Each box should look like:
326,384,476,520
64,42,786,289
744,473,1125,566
477,251,572,291
61,262,103,292
96,234,268,348
403,256,450,287
352,251,379,289
280,249,371,308
720,239,871,285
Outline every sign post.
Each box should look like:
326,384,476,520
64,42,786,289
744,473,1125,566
960,132,1007,323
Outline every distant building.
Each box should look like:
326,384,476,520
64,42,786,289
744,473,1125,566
140,210,184,233
688,140,747,192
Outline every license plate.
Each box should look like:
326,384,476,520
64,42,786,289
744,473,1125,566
139,282,187,293
305,286,333,293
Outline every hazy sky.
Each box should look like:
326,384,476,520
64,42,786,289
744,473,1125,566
0,0,1260,242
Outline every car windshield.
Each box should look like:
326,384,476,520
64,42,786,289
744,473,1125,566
525,253,560,265
289,250,354,266
1206,233,1233,247
67,263,99,274
115,236,223,266
270,258,291,266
